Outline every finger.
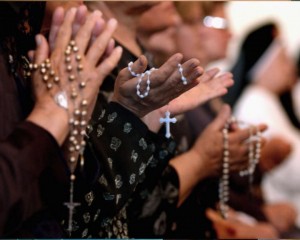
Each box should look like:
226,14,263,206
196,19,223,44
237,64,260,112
210,104,231,131
34,34,49,64
74,10,102,55
97,46,123,80
200,68,220,83
104,39,116,58
48,7,65,51
90,18,105,44
218,72,234,88
257,123,268,133
261,136,267,148
31,35,50,96
54,7,77,52
219,72,233,80
231,127,251,143
230,144,248,163
179,58,204,85
209,75,234,98
97,38,116,64
150,53,183,86
206,208,222,222
150,56,203,102
72,4,88,38
86,18,118,66
27,50,35,62
119,55,148,82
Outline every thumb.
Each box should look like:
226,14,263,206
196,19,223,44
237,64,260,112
27,50,35,62
34,34,49,64
117,55,148,87
211,104,231,131
125,55,148,79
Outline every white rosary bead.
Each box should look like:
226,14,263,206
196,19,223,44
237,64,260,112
219,123,230,219
128,61,140,77
239,126,261,181
178,63,187,85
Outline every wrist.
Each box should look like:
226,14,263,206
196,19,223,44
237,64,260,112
188,148,209,180
141,110,163,133
27,103,69,146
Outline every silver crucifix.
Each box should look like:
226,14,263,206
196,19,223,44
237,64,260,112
64,181,81,236
159,111,177,138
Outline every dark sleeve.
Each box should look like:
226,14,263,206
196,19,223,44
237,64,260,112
69,101,178,237
126,165,180,238
82,101,155,212
0,121,65,235
124,127,179,238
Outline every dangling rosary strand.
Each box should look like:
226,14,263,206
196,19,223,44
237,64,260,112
219,118,262,219
29,39,87,235
219,119,230,219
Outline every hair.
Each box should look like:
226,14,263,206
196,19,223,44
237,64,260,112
0,2,45,55
223,22,278,107
0,2,45,116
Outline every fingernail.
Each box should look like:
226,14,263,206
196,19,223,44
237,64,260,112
116,46,123,55
174,53,183,62
70,7,76,14
35,35,41,46
108,18,117,28
28,52,33,62
92,10,101,18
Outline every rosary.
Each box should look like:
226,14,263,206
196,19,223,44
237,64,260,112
219,118,262,219
128,61,187,138
29,40,86,235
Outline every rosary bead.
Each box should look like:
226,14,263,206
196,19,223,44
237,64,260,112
70,174,76,181
65,56,71,63
70,156,76,163
43,75,49,81
40,67,46,74
76,55,82,61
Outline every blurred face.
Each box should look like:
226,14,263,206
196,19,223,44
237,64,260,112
137,2,182,66
176,22,204,61
198,4,232,63
255,42,297,94
138,2,181,34
174,3,231,65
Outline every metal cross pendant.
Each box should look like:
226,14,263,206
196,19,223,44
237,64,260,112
159,111,177,138
64,181,80,236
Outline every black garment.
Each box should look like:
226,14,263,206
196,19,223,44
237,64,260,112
0,2,70,237
170,102,218,239
67,44,179,238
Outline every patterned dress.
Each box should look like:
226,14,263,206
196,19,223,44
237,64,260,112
66,45,179,238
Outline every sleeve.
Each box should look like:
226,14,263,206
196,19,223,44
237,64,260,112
68,101,178,237
126,165,180,238
0,121,66,235
81,101,156,213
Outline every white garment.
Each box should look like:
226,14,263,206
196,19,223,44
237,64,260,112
234,85,300,227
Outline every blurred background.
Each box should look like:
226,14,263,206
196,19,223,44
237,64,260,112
213,1,300,70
